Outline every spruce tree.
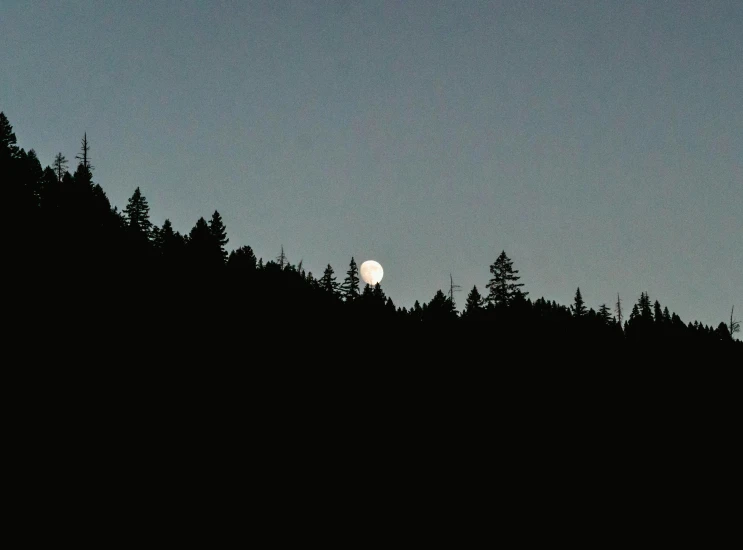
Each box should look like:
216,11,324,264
153,219,169,250
208,210,229,264
385,297,396,316
123,187,152,237
361,283,374,300
0,112,19,160
39,166,59,209
341,257,360,302
319,264,339,295
486,251,526,307
187,217,220,268
153,219,185,268
638,292,653,321
73,161,93,189
373,282,386,303
462,285,484,318
19,149,43,207
598,304,613,324
629,303,640,322
410,300,423,322
572,287,586,317
653,300,664,324
422,290,457,322
228,245,257,270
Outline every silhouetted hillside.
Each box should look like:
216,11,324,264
3,112,741,363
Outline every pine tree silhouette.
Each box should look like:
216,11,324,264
276,245,287,270
486,251,526,307
572,288,586,317
53,153,68,183
598,304,613,324
208,210,229,264
124,187,152,237
319,264,339,295
228,245,257,271
187,217,222,269
340,257,360,302
462,285,484,319
0,112,19,160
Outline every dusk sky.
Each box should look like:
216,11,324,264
2,1,741,327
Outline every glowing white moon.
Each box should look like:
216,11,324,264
360,260,384,286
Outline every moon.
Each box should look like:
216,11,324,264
360,260,384,286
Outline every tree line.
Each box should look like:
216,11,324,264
2,112,740,360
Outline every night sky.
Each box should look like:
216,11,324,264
2,1,741,327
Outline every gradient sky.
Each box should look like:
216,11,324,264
2,1,741,329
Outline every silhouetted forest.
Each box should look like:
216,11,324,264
3,112,740,363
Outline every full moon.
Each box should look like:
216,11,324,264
360,260,384,286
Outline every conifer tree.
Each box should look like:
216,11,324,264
572,287,586,317
629,303,640,322
228,245,257,270
653,300,664,324
598,304,613,324
19,149,43,207
373,282,386,303
73,161,93,188
123,187,152,237
715,322,732,341
153,219,186,267
154,219,176,249
638,292,653,321
422,290,457,322
486,251,526,307
319,264,339,295
276,245,287,269
362,283,374,299
410,300,423,322
385,297,396,316
39,166,58,208
53,153,68,183
187,217,222,268
663,306,671,324
462,285,484,318
341,257,360,302
208,210,228,263
0,112,19,160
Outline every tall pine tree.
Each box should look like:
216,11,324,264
462,285,484,319
572,288,586,317
123,187,152,237
187,217,221,268
228,245,257,271
341,257,360,302
319,264,339,295
0,112,19,161
486,251,526,307
208,210,228,264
